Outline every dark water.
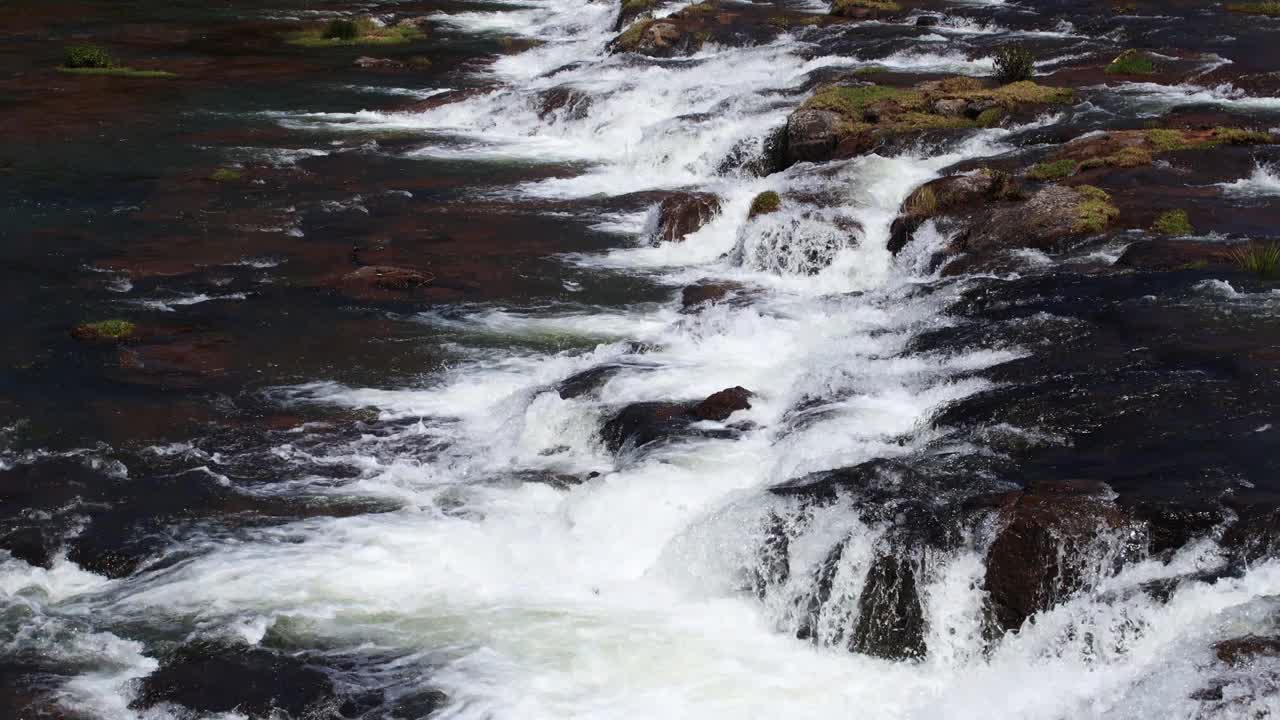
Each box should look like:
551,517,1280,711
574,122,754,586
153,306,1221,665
3,0,1280,718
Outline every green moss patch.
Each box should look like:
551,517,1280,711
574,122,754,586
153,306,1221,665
1105,50,1157,75
832,0,901,12
749,191,781,217
287,17,426,47
1152,209,1194,236
209,168,242,182
1028,159,1078,181
1073,185,1119,234
1227,2,1280,15
72,319,136,341
58,67,178,78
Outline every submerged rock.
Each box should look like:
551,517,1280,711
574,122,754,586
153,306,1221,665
680,281,743,310
850,552,927,661
133,642,338,718
653,192,721,243
1115,238,1241,270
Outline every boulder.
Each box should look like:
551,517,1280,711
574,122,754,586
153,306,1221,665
959,185,1117,258
982,480,1131,636
888,168,1022,254
353,56,405,70
601,386,754,452
785,108,843,165
690,386,752,421
653,192,721,243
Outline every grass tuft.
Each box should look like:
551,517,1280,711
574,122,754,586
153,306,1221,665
1152,209,1194,236
1073,185,1119,234
1231,241,1280,276
993,44,1035,84
904,185,937,216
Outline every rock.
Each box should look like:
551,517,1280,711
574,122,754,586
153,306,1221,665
850,552,927,661
680,281,742,310
690,386,752,421
344,265,434,291
601,386,754,452
653,192,721,243
353,56,405,69
600,401,691,452
538,86,592,120
0,526,57,569
558,365,622,399
888,168,1022,254
915,14,941,26
132,642,338,718
983,480,1131,636
1115,239,1240,271
1214,636,1280,666
948,185,1118,267
785,108,843,165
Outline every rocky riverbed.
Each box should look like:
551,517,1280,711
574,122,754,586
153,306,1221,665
3,0,1280,717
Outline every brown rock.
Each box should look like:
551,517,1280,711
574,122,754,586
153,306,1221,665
785,108,843,165
691,386,752,421
353,56,405,69
959,185,1114,258
888,168,1021,254
1214,636,1280,666
343,265,435,291
680,281,742,310
983,480,1131,636
654,192,721,243
1115,239,1239,270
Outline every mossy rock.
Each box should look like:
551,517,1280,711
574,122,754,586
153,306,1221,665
748,191,781,218
831,0,900,16
1227,2,1280,16
287,17,426,47
209,168,242,182
71,319,136,341
1105,50,1157,75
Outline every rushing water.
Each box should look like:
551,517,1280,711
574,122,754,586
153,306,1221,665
5,0,1280,718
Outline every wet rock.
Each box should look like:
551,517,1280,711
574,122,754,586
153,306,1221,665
680,281,742,310
0,526,58,569
558,365,622,399
850,552,927,661
614,0,660,31
601,386,753,451
1214,636,1280,665
785,108,843,165
538,85,593,121
690,386,752,421
962,185,1117,256
600,401,691,452
786,80,1075,166
888,168,1022,254
132,642,337,718
983,480,1131,637
344,265,435,291
610,1,782,58
915,14,941,26
1115,238,1240,271
653,192,721,243
353,56,405,70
